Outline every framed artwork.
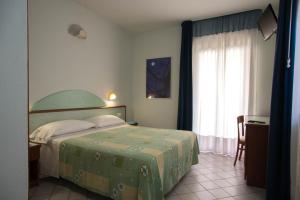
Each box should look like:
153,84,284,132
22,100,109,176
146,57,171,98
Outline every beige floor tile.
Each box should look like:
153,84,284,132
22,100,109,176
200,181,220,190
208,188,231,198
187,183,206,192
194,191,216,200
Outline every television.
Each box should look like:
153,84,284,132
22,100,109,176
258,4,278,41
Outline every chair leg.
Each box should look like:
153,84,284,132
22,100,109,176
238,145,244,160
234,144,240,166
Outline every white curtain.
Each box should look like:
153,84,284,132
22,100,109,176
192,29,258,156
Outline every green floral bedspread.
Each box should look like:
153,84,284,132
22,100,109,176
59,125,199,200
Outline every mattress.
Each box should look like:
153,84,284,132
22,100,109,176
40,125,199,200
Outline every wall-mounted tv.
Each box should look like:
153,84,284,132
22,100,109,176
258,4,278,41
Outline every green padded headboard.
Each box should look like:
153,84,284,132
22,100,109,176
29,90,126,133
31,90,106,111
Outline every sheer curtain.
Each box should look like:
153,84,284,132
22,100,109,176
192,29,257,156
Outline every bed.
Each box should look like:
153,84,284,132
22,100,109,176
29,90,199,200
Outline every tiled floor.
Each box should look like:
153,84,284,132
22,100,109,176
29,153,265,200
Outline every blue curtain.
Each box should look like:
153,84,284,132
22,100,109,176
193,10,262,37
266,0,298,199
177,21,193,130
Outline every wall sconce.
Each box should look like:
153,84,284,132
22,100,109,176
68,24,87,39
108,92,117,101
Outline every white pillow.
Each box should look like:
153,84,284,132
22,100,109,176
29,120,95,144
86,115,125,128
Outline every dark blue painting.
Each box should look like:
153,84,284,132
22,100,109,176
146,57,171,98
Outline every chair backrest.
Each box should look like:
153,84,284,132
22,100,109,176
237,115,245,140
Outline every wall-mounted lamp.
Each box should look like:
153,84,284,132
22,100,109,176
68,24,87,39
108,92,117,101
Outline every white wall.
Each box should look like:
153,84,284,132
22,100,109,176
131,26,181,129
0,0,28,199
29,0,133,119
131,26,276,128
291,1,300,199
251,35,276,116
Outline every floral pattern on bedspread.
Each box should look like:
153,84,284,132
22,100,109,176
59,126,199,200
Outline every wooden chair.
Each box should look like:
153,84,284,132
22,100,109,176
234,115,246,166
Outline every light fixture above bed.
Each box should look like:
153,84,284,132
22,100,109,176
108,92,117,101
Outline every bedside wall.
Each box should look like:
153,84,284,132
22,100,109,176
28,0,134,120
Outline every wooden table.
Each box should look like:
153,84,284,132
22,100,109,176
244,116,269,188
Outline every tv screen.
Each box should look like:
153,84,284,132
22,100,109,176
258,4,278,41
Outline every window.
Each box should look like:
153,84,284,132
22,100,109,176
192,29,256,156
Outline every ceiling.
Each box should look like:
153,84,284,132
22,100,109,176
75,0,278,33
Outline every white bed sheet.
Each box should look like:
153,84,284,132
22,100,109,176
39,124,129,178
